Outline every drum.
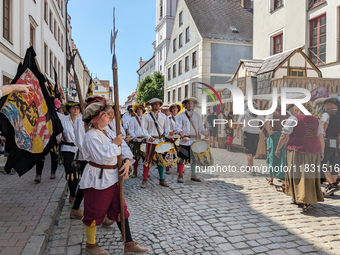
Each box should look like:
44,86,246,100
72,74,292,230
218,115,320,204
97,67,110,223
140,143,146,158
174,137,181,151
191,139,214,166
155,142,178,167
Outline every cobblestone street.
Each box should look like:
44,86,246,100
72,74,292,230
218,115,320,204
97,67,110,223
44,148,340,255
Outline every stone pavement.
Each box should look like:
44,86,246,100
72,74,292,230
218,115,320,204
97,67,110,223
0,155,67,255
43,148,340,255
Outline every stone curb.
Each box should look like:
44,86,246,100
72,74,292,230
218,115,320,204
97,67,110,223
21,174,67,255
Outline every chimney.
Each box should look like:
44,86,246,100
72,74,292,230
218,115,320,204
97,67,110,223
139,57,143,68
241,0,252,9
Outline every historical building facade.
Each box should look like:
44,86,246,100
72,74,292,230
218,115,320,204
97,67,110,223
253,0,340,79
0,0,67,90
155,0,178,74
164,0,253,107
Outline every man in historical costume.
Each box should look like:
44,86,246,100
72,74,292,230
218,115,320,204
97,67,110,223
164,103,182,175
176,97,206,183
141,98,171,188
80,98,150,255
59,101,82,204
108,106,130,143
161,105,173,175
236,101,264,175
122,104,133,133
129,103,146,178
320,98,340,195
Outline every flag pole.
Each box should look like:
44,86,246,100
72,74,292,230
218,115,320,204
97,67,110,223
111,7,126,243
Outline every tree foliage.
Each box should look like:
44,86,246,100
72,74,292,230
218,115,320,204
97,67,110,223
137,71,164,104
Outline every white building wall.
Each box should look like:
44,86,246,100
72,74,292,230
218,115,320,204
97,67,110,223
0,0,66,88
253,0,340,79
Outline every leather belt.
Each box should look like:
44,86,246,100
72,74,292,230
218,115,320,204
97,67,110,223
61,141,76,147
89,161,118,179
152,136,162,139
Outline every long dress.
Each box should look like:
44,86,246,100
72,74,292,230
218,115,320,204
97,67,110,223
266,132,285,180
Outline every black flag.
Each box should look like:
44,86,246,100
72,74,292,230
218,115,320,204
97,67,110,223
0,46,63,176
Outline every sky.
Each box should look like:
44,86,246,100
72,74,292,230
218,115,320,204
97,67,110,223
68,0,156,105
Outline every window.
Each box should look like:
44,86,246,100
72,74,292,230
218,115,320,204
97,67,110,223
178,87,182,101
173,64,176,78
3,0,10,41
179,33,183,48
58,62,60,83
30,25,35,48
61,0,64,17
49,11,53,32
160,65,162,71
50,51,53,78
58,27,60,45
44,1,48,23
178,60,182,75
61,34,64,51
192,51,197,68
54,57,57,80
185,56,189,72
168,91,171,103
173,38,177,52
191,82,196,97
273,33,283,55
44,44,48,74
179,11,183,26
185,84,188,98
159,49,162,60
310,14,326,65
168,67,171,80
186,27,190,42
95,86,98,90
160,0,163,19
61,66,63,86
3,75,11,86
173,89,176,102
54,20,57,39
290,69,305,77
238,79,245,93
273,0,284,10
309,0,325,9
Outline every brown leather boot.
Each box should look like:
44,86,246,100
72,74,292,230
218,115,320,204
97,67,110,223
102,215,114,227
177,174,184,183
191,175,202,182
165,167,171,175
70,209,83,219
131,172,137,178
124,241,150,254
141,179,147,188
159,179,169,187
50,171,56,179
85,242,109,255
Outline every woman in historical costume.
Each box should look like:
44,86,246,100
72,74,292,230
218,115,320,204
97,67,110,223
275,102,324,212
80,98,149,255
59,101,81,204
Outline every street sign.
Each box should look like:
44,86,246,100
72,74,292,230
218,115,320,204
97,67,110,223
62,87,69,92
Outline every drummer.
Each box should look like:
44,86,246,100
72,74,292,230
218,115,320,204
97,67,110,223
176,97,206,183
161,105,174,175
129,103,146,178
141,98,172,188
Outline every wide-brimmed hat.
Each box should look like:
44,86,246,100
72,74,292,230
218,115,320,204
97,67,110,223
82,97,112,126
127,104,133,111
170,103,182,113
146,98,163,107
64,101,81,114
324,97,340,108
161,105,170,110
132,103,145,114
182,97,198,107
